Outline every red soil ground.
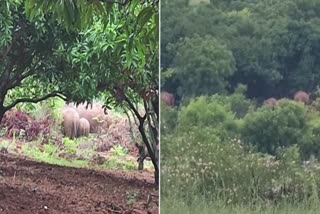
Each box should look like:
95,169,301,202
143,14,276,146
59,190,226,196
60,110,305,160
0,153,158,214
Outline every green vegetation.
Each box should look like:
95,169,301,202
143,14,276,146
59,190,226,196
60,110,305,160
63,137,81,154
161,93,320,212
104,156,136,171
161,196,320,214
110,145,128,157
0,127,139,171
21,143,89,168
126,190,139,205
162,0,320,100
162,0,320,212
0,140,15,152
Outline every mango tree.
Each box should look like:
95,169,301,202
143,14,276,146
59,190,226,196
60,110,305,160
1,0,159,184
57,3,159,184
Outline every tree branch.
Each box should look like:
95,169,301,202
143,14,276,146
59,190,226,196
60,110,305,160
0,43,13,60
6,70,35,92
4,91,66,111
123,94,146,122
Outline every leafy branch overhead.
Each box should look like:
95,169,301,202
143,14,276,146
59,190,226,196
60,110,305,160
24,0,159,31
1,0,158,112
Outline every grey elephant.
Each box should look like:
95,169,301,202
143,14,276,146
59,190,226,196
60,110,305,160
62,108,80,139
78,118,90,137
75,103,106,133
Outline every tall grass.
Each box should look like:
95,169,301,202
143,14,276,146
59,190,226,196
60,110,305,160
161,132,320,214
161,195,320,214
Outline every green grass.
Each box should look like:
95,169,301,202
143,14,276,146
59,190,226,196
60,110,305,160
104,156,136,170
62,137,80,154
0,140,15,152
161,196,320,214
21,143,89,168
110,145,128,157
144,160,154,169
1,128,144,172
19,140,139,171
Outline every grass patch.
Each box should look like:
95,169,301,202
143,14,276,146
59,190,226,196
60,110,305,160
62,137,80,154
144,160,154,169
0,140,15,152
110,145,128,157
19,140,138,171
21,143,89,168
104,156,136,170
161,195,320,214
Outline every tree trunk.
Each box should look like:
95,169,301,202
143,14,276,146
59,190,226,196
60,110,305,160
124,95,159,185
136,143,146,170
138,122,159,185
0,107,6,125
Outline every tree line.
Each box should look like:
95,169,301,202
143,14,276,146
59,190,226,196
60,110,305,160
161,0,320,102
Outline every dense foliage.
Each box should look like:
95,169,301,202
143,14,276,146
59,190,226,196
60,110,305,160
161,0,320,101
161,94,320,207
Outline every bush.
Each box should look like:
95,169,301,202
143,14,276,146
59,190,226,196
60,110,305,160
177,96,240,140
1,109,50,141
241,99,312,156
208,90,254,118
160,103,178,136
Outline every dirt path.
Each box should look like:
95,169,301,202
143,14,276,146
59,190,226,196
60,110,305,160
0,153,158,214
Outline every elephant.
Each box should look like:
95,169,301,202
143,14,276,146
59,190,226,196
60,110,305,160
62,108,80,139
294,91,309,104
75,103,106,133
78,118,90,137
161,91,175,106
263,97,278,109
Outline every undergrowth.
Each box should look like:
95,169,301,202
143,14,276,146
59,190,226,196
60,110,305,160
21,143,89,168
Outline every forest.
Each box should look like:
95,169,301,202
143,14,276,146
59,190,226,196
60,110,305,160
0,0,158,213
161,0,320,213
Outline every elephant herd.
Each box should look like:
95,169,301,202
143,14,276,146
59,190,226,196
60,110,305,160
264,90,310,108
61,103,106,139
161,90,311,109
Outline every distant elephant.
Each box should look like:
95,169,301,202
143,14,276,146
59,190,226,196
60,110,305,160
78,118,90,137
264,97,278,109
62,108,80,139
161,92,175,106
294,91,309,104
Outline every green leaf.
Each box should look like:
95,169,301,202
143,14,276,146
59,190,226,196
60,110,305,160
136,6,153,30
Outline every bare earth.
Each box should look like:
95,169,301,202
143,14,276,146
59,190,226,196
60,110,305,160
0,153,158,214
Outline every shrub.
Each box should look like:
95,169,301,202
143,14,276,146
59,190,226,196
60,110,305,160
1,109,50,141
160,103,178,136
208,92,254,118
241,99,311,156
177,96,240,140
